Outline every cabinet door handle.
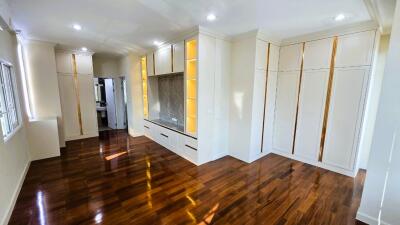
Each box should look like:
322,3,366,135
185,144,197,151
160,133,168,138
144,125,149,129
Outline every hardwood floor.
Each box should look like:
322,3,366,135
9,130,366,225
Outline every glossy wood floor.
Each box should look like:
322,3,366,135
9,130,366,225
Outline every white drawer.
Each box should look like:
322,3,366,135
183,135,197,149
143,120,152,138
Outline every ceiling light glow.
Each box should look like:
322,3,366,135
334,14,346,21
81,47,88,52
207,14,217,21
153,40,163,46
73,24,82,30
0,26,3,31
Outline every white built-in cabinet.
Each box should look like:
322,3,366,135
141,29,230,165
173,41,185,72
55,52,98,141
271,30,377,176
154,45,172,75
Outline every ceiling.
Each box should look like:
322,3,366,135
8,0,377,55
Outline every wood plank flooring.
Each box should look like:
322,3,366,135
9,130,366,225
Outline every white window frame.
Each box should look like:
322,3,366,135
0,60,22,142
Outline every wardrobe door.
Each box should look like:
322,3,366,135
273,71,300,153
75,54,93,75
78,74,98,136
255,40,268,70
269,44,280,72
322,67,369,170
55,53,73,74
303,38,333,70
262,71,278,152
335,30,376,68
58,74,80,139
278,44,303,72
294,70,329,161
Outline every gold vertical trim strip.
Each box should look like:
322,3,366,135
292,42,306,154
261,43,271,153
318,37,338,162
72,54,83,135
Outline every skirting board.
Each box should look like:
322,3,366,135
271,149,357,177
356,211,391,225
65,132,99,141
2,160,30,225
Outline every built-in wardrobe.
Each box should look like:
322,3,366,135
141,27,231,165
55,51,98,141
272,29,377,176
230,27,378,177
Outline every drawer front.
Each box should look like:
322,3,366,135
183,136,197,150
143,121,152,138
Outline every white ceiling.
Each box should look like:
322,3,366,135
8,0,374,55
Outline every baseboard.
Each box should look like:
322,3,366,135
65,132,99,141
2,160,31,225
356,211,391,225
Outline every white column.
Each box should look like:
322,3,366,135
357,1,400,224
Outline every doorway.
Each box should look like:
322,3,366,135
94,77,127,131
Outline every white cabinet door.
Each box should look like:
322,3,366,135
154,45,172,75
272,71,300,153
173,41,184,73
335,30,376,68
58,74,80,139
75,54,93,75
269,44,280,72
294,70,329,161
147,53,155,76
262,71,278,152
78,74,98,135
255,40,268,70
303,38,333,70
322,67,369,170
55,53,73,74
278,44,303,72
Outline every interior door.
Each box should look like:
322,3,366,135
105,78,117,129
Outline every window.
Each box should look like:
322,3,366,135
0,61,20,139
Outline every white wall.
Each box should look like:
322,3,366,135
358,34,390,169
357,1,400,224
23,40,64,146
93,54,120,77
120,53,143,136
0,22,31,225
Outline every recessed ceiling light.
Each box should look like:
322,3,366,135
153,40,163,46
81,47,88,52
73,24,82,31
334,14,346,21
207,13,217,21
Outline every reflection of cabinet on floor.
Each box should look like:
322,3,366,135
55,51,98,141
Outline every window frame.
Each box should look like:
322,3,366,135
0,59,22,142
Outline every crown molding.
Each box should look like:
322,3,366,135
281,20,379,46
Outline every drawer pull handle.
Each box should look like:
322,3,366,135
161,133,168,138
185,144,197,151
144,125,149,129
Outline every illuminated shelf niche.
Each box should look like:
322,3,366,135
185,39,197,136
141,56,149,119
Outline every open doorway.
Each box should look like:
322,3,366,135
94,77,127,131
